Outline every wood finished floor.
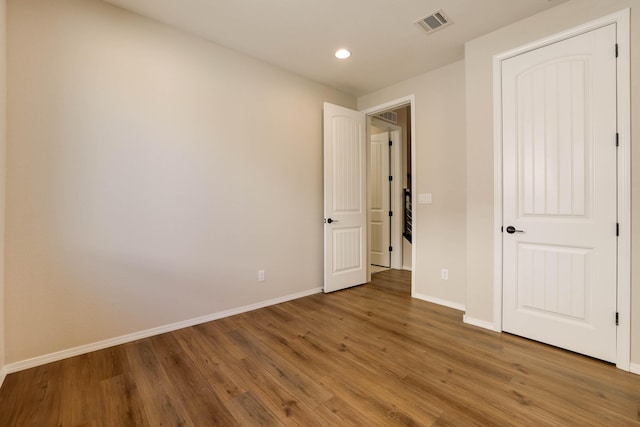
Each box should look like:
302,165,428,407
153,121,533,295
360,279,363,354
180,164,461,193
1,269,639,426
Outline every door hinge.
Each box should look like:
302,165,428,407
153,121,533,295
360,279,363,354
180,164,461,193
388,140,392,147
616,312,619,326
616,133,619,147
389,211,393,217
616,223,619,237
389,176,393,182
389,246,393,252
615,43,619,58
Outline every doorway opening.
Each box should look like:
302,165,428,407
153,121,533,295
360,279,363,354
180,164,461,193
363,97,415,295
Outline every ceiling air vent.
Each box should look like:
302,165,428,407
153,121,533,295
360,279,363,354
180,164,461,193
415,9,451,34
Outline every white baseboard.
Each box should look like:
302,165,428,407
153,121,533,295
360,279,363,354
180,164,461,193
413,292,465,311
4,287,322,375
0,366,6,389
463,315,500,332
402,265,412,271
630,363,640,376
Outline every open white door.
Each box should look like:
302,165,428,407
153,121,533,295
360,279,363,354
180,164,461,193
369,131,390,267
323,102,367,293
501,24,617,362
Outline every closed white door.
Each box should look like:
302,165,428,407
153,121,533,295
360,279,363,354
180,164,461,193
323,103,367,293
369,131,390,267
502,24,618,362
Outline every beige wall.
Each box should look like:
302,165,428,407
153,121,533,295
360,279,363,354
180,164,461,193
370,125,386,135
359,60,467,308
465,0,640,363
0,0,6,375
5,0,354,363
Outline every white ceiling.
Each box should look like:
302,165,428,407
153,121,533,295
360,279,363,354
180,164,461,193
102,0,568,97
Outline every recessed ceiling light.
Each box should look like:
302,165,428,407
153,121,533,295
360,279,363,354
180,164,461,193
335,49,351,59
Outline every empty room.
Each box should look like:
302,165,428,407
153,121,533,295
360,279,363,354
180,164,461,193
0,0,639,425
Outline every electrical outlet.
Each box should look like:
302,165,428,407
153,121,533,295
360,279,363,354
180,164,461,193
441,268,449,280
258,270,265,282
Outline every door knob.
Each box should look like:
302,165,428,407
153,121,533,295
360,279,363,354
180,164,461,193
505,225,524,234
326,218,339,224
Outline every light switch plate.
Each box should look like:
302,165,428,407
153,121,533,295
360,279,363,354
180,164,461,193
418,193,433,204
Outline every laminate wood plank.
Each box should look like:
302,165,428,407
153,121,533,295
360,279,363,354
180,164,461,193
417,376,510,427
100,374,149,427
231,357,322,426
257,297,444,423
259,300,434,399
498,337,639,414
190,319,333,425
193,320,248,360
311,297,514,396
149,333,239,426
2,269,640,426
226,327,333,408
123,339,195,426
58,354,103,426
35,365,61,426
1,362,65,427
171,327,246,401
0,369,23,423
316,396,392,426
58,347,127,426
235,307,341,378
319,371,438,426
248,315,444,423
190,322,317,425
224,391,283,426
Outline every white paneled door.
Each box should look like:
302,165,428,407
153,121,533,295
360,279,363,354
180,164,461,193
369,131,391,267
323,103,367,293
502,24,618,362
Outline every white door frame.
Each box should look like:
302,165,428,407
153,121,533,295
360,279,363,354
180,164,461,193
492,9,630,370
362,95,416,293
370,117,403,270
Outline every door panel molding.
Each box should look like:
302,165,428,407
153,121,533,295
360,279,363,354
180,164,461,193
492,9,630,370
